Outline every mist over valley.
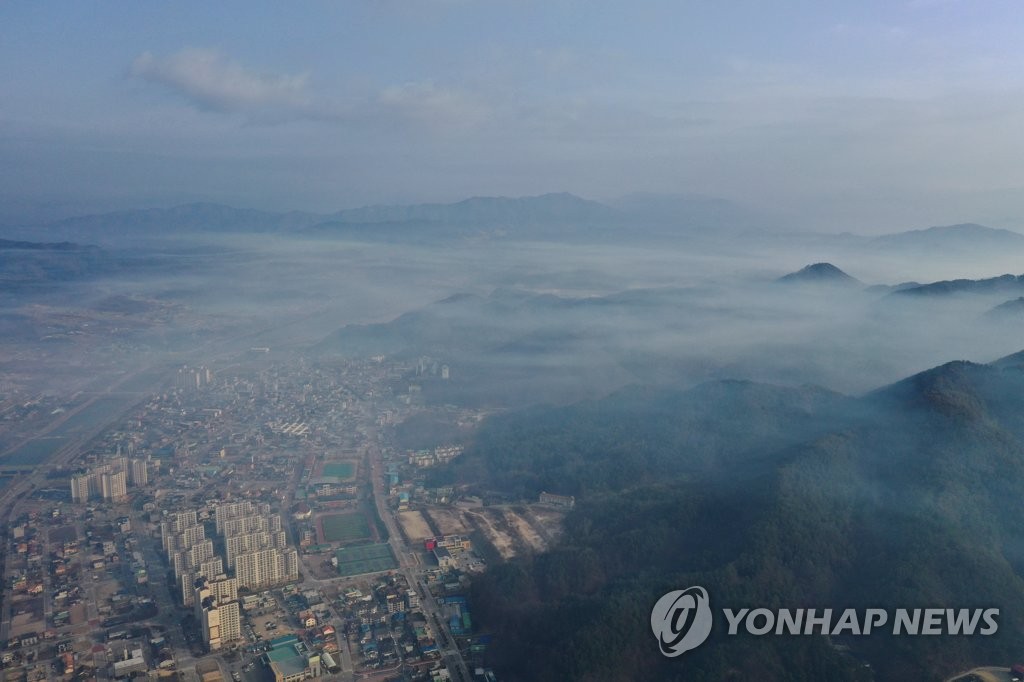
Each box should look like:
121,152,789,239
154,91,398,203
7,5,1024,679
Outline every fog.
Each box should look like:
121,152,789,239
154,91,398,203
7,202,1024,680
6,219,1016,403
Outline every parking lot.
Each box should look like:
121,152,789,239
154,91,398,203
241,592,296,642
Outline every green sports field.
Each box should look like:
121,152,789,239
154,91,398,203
334,543,397,577
322,461,355,479
319,512,371,543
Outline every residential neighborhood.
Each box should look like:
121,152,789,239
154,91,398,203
0,356,564,682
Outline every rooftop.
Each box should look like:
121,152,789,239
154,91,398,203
267,646,300,663
269,654,307,679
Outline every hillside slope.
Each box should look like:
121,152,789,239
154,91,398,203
452,359,1024,681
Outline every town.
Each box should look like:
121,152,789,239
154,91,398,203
0,356,570,682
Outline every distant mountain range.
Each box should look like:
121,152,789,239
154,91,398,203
9,193,1024,268
42,191,769,238
866,222,1024,252
39,191,779,243
324,192,616,227
17,194,1024,251
31,193,620,243
0,238,95,251
46,202,325,236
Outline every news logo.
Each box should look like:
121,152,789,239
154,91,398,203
651,586,1000,658
650,586,714,657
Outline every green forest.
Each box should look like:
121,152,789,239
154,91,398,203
438,356,1024,680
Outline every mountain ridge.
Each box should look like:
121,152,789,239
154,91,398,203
893,273,1024,297
861,223,1024,259
453,351,1024,680
0,237,96,251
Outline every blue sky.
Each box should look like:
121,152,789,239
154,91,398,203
2,1,1024,230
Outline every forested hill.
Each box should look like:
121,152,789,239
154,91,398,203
436,381,858,498
443,357,1024,681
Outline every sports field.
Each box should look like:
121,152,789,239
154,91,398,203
335,543,397,577
319,512,371,543
322,461,355,479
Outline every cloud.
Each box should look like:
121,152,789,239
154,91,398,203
130,48,490,130
130,48,310,117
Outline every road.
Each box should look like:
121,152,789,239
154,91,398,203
129,507,201,674
364,422,472,682
290,417,471,680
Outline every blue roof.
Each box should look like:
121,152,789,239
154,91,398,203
268,634,299,649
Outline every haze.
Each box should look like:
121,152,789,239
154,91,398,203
7,5,1024,681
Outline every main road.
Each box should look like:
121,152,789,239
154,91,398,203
363,418,471,682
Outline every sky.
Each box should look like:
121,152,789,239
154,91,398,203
2,0,1024,230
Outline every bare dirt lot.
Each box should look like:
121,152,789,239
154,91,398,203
49,525,78,543
464,508,518,560
95,577,124,610
69,602,87,625
8,593,44,637
504,509,547,552
397,511,432,541
419,504,566,560
424,508,469,535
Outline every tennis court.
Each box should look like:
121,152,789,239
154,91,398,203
335,543,397,577
322,461,355,479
